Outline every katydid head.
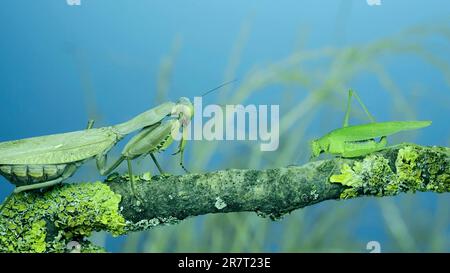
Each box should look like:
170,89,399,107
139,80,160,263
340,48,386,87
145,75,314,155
310,140,322,158
310,138,328,158
171,97,194,127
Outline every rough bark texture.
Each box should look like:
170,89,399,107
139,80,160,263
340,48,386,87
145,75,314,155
0,144,448,252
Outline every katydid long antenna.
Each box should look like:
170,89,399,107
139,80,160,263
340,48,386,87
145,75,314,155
200,79,238,98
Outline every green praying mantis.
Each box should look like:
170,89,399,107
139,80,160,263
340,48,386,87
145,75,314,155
0,79,235,213
310,89,432,159
0,97,193,212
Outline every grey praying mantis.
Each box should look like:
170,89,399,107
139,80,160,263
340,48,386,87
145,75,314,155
310,89,432,159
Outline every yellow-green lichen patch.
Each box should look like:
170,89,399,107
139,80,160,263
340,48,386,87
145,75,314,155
330,163,363,188
430,173,450,193
0,182,125,253
331,154,403,198
395,146,424,191
329,146,449,199
359,155,398,196
330,163,364,199
419,147,449,193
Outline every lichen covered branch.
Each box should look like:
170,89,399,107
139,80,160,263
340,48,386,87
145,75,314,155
0,145,448,252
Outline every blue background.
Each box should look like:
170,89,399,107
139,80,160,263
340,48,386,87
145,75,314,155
0,0,449,252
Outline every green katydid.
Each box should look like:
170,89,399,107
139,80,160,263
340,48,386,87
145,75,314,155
310,89,431,158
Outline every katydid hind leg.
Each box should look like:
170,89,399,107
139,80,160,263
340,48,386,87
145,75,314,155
343,90,376,127
341,136,388,157
343,90,353,127
352,91,376,123
381,141,420,151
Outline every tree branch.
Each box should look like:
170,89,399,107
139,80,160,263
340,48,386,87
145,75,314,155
0,144,448,252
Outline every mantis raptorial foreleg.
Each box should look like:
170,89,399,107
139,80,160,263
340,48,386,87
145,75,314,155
172,126,189,173
94,107,191,201
96,123,166,175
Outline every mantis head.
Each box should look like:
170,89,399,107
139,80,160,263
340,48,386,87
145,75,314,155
172,97,194,127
